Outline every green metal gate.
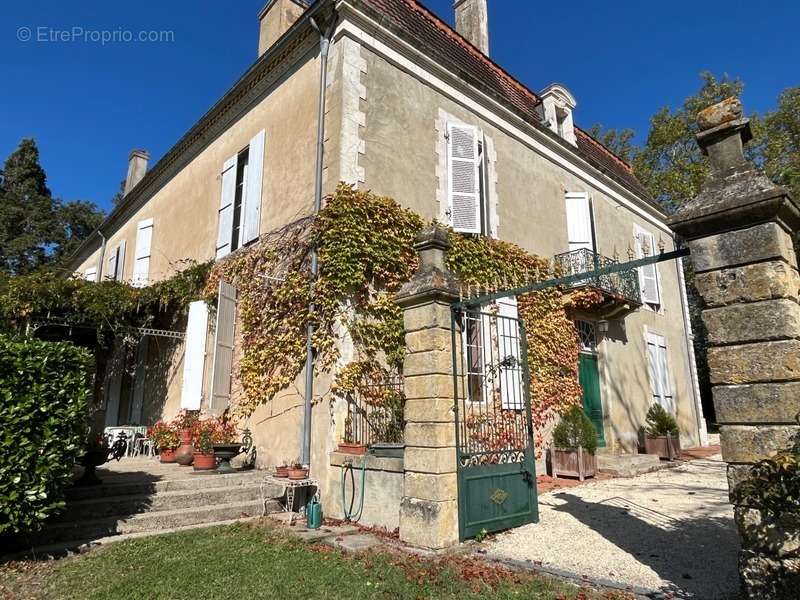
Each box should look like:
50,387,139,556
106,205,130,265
449,247,690,540
451,302,538,540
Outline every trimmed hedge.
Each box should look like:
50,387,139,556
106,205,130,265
0,335,91,534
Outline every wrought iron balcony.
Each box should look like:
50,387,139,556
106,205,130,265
553,248,641,311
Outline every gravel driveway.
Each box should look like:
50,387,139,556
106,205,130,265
485,455,739,599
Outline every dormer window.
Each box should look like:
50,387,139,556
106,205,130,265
539,84,577,146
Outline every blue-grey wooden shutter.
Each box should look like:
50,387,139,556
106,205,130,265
216,155,238,259
241,130,265,246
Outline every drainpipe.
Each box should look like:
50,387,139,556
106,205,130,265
675,249,708,447
97,231,107,281
301,15,335,467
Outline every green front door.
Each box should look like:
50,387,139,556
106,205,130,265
579,353,605,447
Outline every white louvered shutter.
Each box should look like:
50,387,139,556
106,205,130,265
646,332,661,404
497,296,524,410
85,267,98,281
210,281,237,413
180,301,209,410
216,155,238,259
646,331,673,412
132,219,153,287
447,122,481,234
565,192,593,252
107,245,119,280
241,130,265,246
634,225,660,305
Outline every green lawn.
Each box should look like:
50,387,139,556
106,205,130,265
0,522,627,599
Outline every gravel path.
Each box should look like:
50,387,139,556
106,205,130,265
486,455,739,599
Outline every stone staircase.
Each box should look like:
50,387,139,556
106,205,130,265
4,458,282,558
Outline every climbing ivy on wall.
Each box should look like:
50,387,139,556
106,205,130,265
206,183,582,439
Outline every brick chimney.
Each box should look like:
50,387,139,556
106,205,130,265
258,0,307,56
454,0,489,55
123,149,149,196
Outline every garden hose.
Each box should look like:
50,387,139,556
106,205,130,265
340,458,366,522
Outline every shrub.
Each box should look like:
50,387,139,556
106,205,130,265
552,406,598,454
736,449,800,518
0,335,92,534
645,403,679,437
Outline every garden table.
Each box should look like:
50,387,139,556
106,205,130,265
260,475,318,525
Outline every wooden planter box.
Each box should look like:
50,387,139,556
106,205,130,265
644,434,680,460
550,446,596,481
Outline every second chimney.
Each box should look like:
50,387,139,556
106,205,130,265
124,149,149,196
258,0,307,56
454,0,489,55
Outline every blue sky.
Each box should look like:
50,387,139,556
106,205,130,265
1,0,797,213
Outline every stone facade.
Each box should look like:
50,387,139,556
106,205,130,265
669,98,800,598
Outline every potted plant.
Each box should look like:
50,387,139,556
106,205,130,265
191,417,218,471
643,403,680,460
211,415,242,473
337,413,367,455
149,421,179,463
274,459,290,478
172,409,199,466
549,406,598,481
76,433,112,486
287,461,308,480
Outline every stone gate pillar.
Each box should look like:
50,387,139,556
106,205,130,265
669,98,800,597
395,226,460,549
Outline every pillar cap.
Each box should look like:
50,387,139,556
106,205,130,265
396,226,459,308
668,98,799,240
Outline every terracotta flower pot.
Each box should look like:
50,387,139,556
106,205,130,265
274,465,289,478
159,448,177,463
193,451,216,471
337,442,367,455
287,467,308,480
175,428,194,466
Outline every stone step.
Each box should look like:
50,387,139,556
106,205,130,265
9,499,279,551
596,453,670,477
66,469,265,501
54,484,264,522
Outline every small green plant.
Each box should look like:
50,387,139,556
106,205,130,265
552,406,598,454
645,403,679,437
474,528,489,543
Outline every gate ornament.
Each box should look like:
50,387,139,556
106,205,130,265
490,488,509,505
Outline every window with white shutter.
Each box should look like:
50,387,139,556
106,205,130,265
241,130,264,246
209,281,237,413
216,130,266,259
447,122,481,234
107,240,126,281
497,296,524,410
634,224,660,306
565,192,594,252
216,156,238,259
646,331,674,413
132,218,153,287
181,301,209,411
84,267,98,282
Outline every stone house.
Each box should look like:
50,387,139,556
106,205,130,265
68,0,706,532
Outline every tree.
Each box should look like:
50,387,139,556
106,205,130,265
0,139,105,275
761,87,800,199
586,124,637,163
0,139,57,274
110,179,126,207
632,72,751,213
